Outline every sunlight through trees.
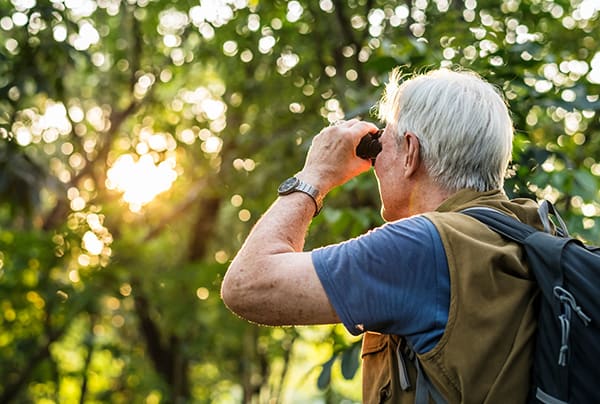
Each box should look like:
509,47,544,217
1,0,599,402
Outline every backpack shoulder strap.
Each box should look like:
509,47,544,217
463,205,579,298
460,206,539,244
538,200,569,237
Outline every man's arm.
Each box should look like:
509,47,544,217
221,190,338,325
221,119,378,326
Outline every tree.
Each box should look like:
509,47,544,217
0,0,598,402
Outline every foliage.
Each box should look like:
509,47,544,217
0,0,599,402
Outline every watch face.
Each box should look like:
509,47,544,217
278,177,299,194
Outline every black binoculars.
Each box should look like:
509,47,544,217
356,129,383,165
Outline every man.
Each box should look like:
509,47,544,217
221,68,541,403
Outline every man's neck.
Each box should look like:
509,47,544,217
382,165,456,221
407,184,453,216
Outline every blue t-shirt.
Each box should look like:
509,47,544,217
312,215,450,354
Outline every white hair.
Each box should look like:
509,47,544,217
377,68,514,192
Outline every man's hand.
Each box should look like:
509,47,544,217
296,119,379,195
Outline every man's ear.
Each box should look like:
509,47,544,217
403,132,421,178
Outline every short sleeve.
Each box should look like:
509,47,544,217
312,215,449,354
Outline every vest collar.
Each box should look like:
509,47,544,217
435,189,507,213
434,188,543,230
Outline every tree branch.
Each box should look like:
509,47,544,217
79,315,95,404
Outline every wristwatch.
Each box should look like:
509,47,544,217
278,176,323,216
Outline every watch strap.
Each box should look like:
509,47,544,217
294,180,323,216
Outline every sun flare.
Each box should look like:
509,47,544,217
106,153,177,212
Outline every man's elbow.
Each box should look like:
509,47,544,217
221,267,259,321
221,271,245,316
221,266,284,326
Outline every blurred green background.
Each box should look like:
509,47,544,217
1,0,599,402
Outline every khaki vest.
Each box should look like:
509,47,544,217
361,190,541,404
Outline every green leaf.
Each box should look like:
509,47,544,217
317,355,336,390
573,169,599,201
341,342,361,380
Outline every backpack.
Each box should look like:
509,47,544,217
462,201,600,404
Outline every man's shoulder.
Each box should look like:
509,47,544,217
425,195,542,231
421,211,478,236
382,214,442,241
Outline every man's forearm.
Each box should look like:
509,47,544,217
236,191,315,257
